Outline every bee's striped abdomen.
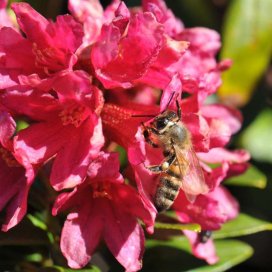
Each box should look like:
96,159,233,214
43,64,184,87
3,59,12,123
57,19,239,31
154,168,182,212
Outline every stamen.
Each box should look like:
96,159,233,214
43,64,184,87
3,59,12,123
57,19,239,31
32,43,64,74
0,147,20,168
59,105,87,127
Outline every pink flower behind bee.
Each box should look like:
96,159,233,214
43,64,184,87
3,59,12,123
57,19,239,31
174,186,239,230
53,152,155,271
174,186,239,264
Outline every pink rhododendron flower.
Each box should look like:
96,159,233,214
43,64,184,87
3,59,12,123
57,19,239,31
53,152,155,271
91,1,189,90
0,3,84,89
1,71,104,190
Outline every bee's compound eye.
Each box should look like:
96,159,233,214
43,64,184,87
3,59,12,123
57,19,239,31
156,118,168,130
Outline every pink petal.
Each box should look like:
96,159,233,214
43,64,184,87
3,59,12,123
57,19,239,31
11,3,48,42
201,104,242,135
103,199,144,272
178,27,221,56
103,0,121,24
0,108,16,148
60,200,103,269
2,181,31,231
160,73,182,112
204,162,229,190
0,158,24,211
174,186,239,230
49,71,99,107
142,0,184,36
51,117,104,190
14,119,72,166
0,27,38,88
48,14,84,54
52,191,74,216
183,230,218,264
112,183,156,233
0,155,34,231
68,0,104,45
183,113,210,152
198,148,250,164
0,0,7,9
87,152,122,182
1,88,59,121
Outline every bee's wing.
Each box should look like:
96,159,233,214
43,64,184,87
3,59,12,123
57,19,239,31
173,144,209,202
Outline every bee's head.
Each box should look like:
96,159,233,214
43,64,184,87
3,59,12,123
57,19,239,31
152,110,178,131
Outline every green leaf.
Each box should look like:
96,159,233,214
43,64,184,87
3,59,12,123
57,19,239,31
154,222,201,232
213,213,272,239
145,238,253,272
186,240,253,272
27,214,48,231
219,0,272,106
239,108,272,163
16,120,29,132
224,164,267,188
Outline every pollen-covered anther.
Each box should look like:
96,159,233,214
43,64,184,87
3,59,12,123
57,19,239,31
32,43,60,73
92,182,112,199
0,147,20,168
59,105,87,127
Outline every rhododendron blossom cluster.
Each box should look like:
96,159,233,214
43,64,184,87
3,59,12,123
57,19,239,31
0,0,250,271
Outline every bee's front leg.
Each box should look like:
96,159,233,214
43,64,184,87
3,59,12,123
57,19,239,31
141,122,159,148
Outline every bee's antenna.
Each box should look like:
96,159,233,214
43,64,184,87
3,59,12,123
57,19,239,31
176,99,181,119
131,114,156,118
162,92,176,113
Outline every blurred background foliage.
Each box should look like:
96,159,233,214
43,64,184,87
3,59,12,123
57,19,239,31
2,0,272,271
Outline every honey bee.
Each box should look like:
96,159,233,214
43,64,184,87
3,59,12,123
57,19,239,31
141,100,209,212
